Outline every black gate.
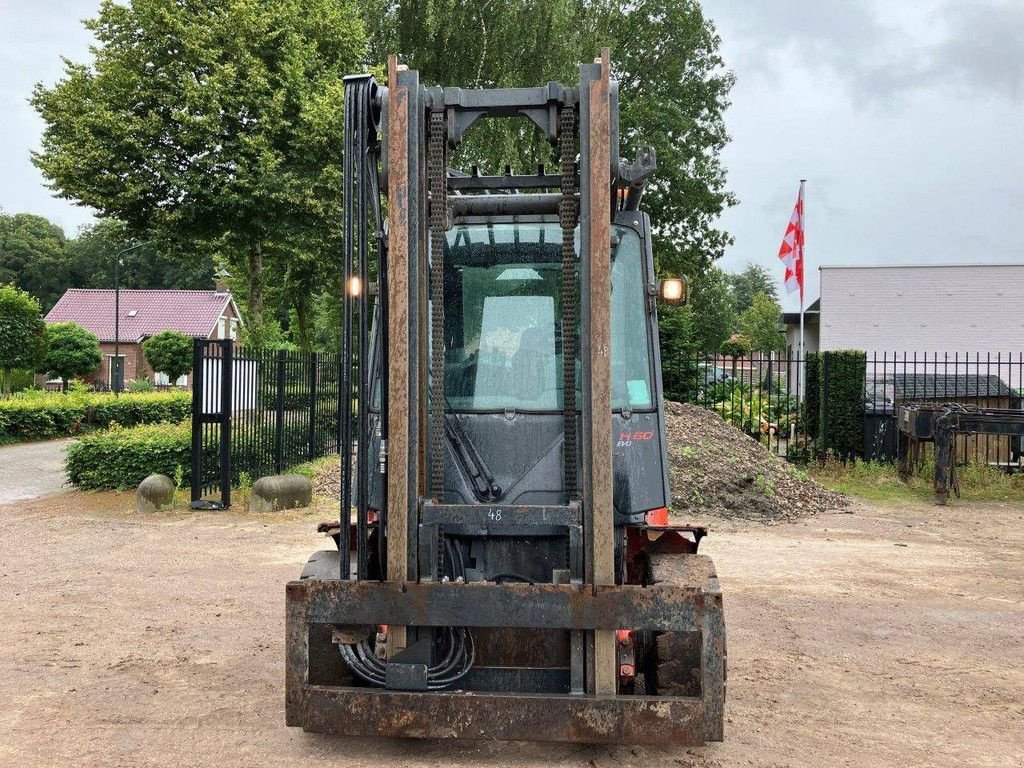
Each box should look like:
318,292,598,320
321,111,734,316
190,339,342,507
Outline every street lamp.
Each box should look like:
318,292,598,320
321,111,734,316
113,241,148,395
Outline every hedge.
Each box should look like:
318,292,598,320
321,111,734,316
818,350,867,460
0,390,191,441
803,352,820,441
65,415,336,491
65,421,191,491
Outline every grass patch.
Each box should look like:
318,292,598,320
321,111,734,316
810,456,1024,505
291,455,338,480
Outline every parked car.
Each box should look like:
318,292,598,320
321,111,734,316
697,364,733,387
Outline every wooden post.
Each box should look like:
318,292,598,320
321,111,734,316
386,55,410,652
584,49,616,696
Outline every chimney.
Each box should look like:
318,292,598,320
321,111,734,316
214,267,231,294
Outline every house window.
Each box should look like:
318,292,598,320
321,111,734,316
218,318,227,339
229,319,238,340
154,372,188,387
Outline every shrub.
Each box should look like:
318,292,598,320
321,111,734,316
0,284,47,397
0,390,191,441
39,321,102,389
819,350,866,460
804,352,820,440
66,421,191,490
720,333,751,358
142,330,193,382
127,378,156,392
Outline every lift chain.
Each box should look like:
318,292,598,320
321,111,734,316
559,105,579,500
428,107,447,499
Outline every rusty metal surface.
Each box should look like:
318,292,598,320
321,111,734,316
293,685,708,745
286,556,726,744
289,577,702,632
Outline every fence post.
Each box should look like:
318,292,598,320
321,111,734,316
219,339,233,508
308,352,318,461
275,349,286,474
190,338,204,502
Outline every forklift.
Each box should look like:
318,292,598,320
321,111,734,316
285,50,726,745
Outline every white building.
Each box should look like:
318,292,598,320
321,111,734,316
785,264,1024,357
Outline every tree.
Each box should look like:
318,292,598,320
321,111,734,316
39,322,101,391
66,220,215,293
728,262,778,316
657,302,696,402
0,213,69,311
31,0,367,347
720,333,751,358
142,330,193,383
688,266,735,353
737,292,785,353
0,285,47,397
363,0,735,277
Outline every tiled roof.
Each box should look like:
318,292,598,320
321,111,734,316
891,374,1014,400
45,289,234,342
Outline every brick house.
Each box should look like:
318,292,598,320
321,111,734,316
44,289,243,389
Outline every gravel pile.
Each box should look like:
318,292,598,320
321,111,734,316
313,459,341,500
664,401,847,523
313,401,848,524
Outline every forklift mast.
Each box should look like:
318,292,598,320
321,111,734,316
285,51,726,745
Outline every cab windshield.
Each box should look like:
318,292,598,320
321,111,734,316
439,222,653,412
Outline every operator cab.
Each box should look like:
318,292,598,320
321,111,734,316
369,212,671,524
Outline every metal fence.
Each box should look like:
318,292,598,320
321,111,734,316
190,339,342,506
675,351,1024,467
861,352,1023,468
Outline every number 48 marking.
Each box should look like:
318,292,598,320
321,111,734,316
488,509,502,522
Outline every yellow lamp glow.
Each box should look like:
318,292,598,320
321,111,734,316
659,277,686,303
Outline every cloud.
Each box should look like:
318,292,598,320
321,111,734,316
711,0,1024,103
927,2,1024,99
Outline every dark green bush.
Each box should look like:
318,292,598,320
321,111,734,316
0,390,190,441
804,352,820,441
818,350,866,460
66,421,191,490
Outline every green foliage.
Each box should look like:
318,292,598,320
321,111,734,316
819,350,867,460
0,213,69,311
364,0,735,277
142,330,193,382
720,333,752,358
737,292,784,353
657,302,696,402
689,266,735,353
38,322,102,389
812,454,1024,505
727,262,778,316
66,220,214,293
127,378,156,393
0,215,217,317
804,351,820,441
0,284,48,397
754,474,775,497
0,390,190,441
66,421,192,491
31,0,367,349
657,265,735,398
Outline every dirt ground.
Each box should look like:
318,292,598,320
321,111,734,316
1,492,1022,768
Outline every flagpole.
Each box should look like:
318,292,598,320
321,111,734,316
798,179,806,356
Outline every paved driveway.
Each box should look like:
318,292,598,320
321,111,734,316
0,439,73,504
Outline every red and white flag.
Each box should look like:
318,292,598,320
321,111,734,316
777,181,805,300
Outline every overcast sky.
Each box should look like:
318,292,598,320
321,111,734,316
2,0,1023,311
